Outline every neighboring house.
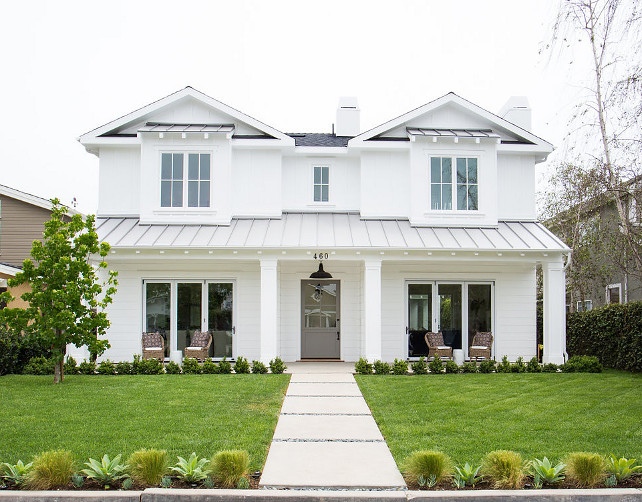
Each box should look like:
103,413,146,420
0,185,78,309
79,87,569,364
547,178,642,312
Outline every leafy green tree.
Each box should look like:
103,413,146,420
0,200,117,383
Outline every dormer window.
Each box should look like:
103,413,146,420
160,153,211,208
430,156,478,211
313,166,329,202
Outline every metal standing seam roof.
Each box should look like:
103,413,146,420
406,128,502,139
96,213,569,252
138,122,235,134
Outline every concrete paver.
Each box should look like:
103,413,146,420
280,396,371,415
286,382,362,396
273,414,384,440
260,362,405,490
259,441,405,489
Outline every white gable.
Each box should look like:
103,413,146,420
113,96,266,136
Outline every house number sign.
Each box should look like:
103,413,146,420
313,252,329,260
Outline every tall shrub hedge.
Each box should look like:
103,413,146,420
567,302,642,372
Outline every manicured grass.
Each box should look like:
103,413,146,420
0,375,289,471
356,371,642,467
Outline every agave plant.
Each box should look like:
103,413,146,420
170,453,211,483
529,457,565,488
453,462,483,488
81,454,128,488
1,460,33,487
606,455,642,483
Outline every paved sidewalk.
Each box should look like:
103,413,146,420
260,363,406,489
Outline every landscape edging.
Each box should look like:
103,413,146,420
0,488,640,501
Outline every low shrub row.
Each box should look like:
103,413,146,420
22,355,287,376
355,355,602,375
403,450,641,490
567,301,642,372
0,448,251,491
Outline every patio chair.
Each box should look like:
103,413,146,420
424,331,453,360
183,330,212,361
142,332,164,360
469,332,493,360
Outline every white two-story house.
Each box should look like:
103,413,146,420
79,87,569,365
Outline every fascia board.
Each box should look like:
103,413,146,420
0,185,82,216
78,87,295,146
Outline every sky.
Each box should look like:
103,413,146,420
0,0,585,215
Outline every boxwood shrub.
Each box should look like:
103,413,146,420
567,302,642,372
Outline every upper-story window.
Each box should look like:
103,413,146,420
161,153,210,208
313,166,329,202
430,156,478,211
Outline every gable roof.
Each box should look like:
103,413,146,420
0,184,82,216
349,92,553,152
78,86,295,147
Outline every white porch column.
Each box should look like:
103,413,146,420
364,259,382,361
542,259,566,364
260,259,278,364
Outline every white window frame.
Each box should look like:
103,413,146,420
576,300,593,312
159,151,212,210
404,280,495,360
606,283,622,304
142,278,237,360
428,154,480,213
311,165,330,204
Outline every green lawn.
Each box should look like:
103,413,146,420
356,371,642,467
0,375,289,471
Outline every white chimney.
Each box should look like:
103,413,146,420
335,97,360,137
499,96,531,131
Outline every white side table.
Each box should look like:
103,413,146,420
453,349,465,366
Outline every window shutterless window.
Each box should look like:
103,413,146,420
161,153,211,208
314,166,329,202
430,156,478,211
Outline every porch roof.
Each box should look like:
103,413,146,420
96,213,569,252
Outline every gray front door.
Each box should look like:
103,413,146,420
301,280,340,359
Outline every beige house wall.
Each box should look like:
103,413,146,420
0,272,30,309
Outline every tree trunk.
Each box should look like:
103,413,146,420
53,329,65,384
53,361,61,384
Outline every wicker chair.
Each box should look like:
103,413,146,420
142,332,164,360
469,332,493,360
424,332,453,359
183,330,212,361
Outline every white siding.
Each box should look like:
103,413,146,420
231,149,282,217
97,146,140,216
278,261,362,362
360,151,409,219
497,154,536,220
98,259,260,362
282,156,360,212
380,262,536,362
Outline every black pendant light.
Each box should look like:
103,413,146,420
310,262,332,279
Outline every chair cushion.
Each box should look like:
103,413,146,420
470,345,489,350
145,347,162,351
436,345,451,350
190,331,210,347
186,346,202,350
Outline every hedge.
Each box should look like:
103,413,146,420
567,302,642,372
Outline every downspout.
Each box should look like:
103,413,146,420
562,252,572,362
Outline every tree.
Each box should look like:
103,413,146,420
0,200,118,383
543,0,642,294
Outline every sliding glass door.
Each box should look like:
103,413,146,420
143,280,235,359
406,281,493,359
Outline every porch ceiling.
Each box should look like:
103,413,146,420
96,213,569,252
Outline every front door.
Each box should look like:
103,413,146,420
301,280,340,359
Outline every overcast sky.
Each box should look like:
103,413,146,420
1,0,583,215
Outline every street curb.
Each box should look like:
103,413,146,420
0,488,640,501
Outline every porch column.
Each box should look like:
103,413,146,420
260,259,278,364
542,259,566,364
364,259,382,361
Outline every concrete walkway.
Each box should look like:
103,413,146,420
260,362,406,490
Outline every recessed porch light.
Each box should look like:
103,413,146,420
403,251,408,255
160,250,165,254
520,253,525,257
379,251,385,255
474,252,479,256
497,252,503,256
184,251,189,254
233,250,238,254
451,252,456,256
135,250,140,254
282,251,287,254
257,251,262,254
111,250,115,254
356,251,361,255
209,251,214,254
543,253,548,257
427,252,432,256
